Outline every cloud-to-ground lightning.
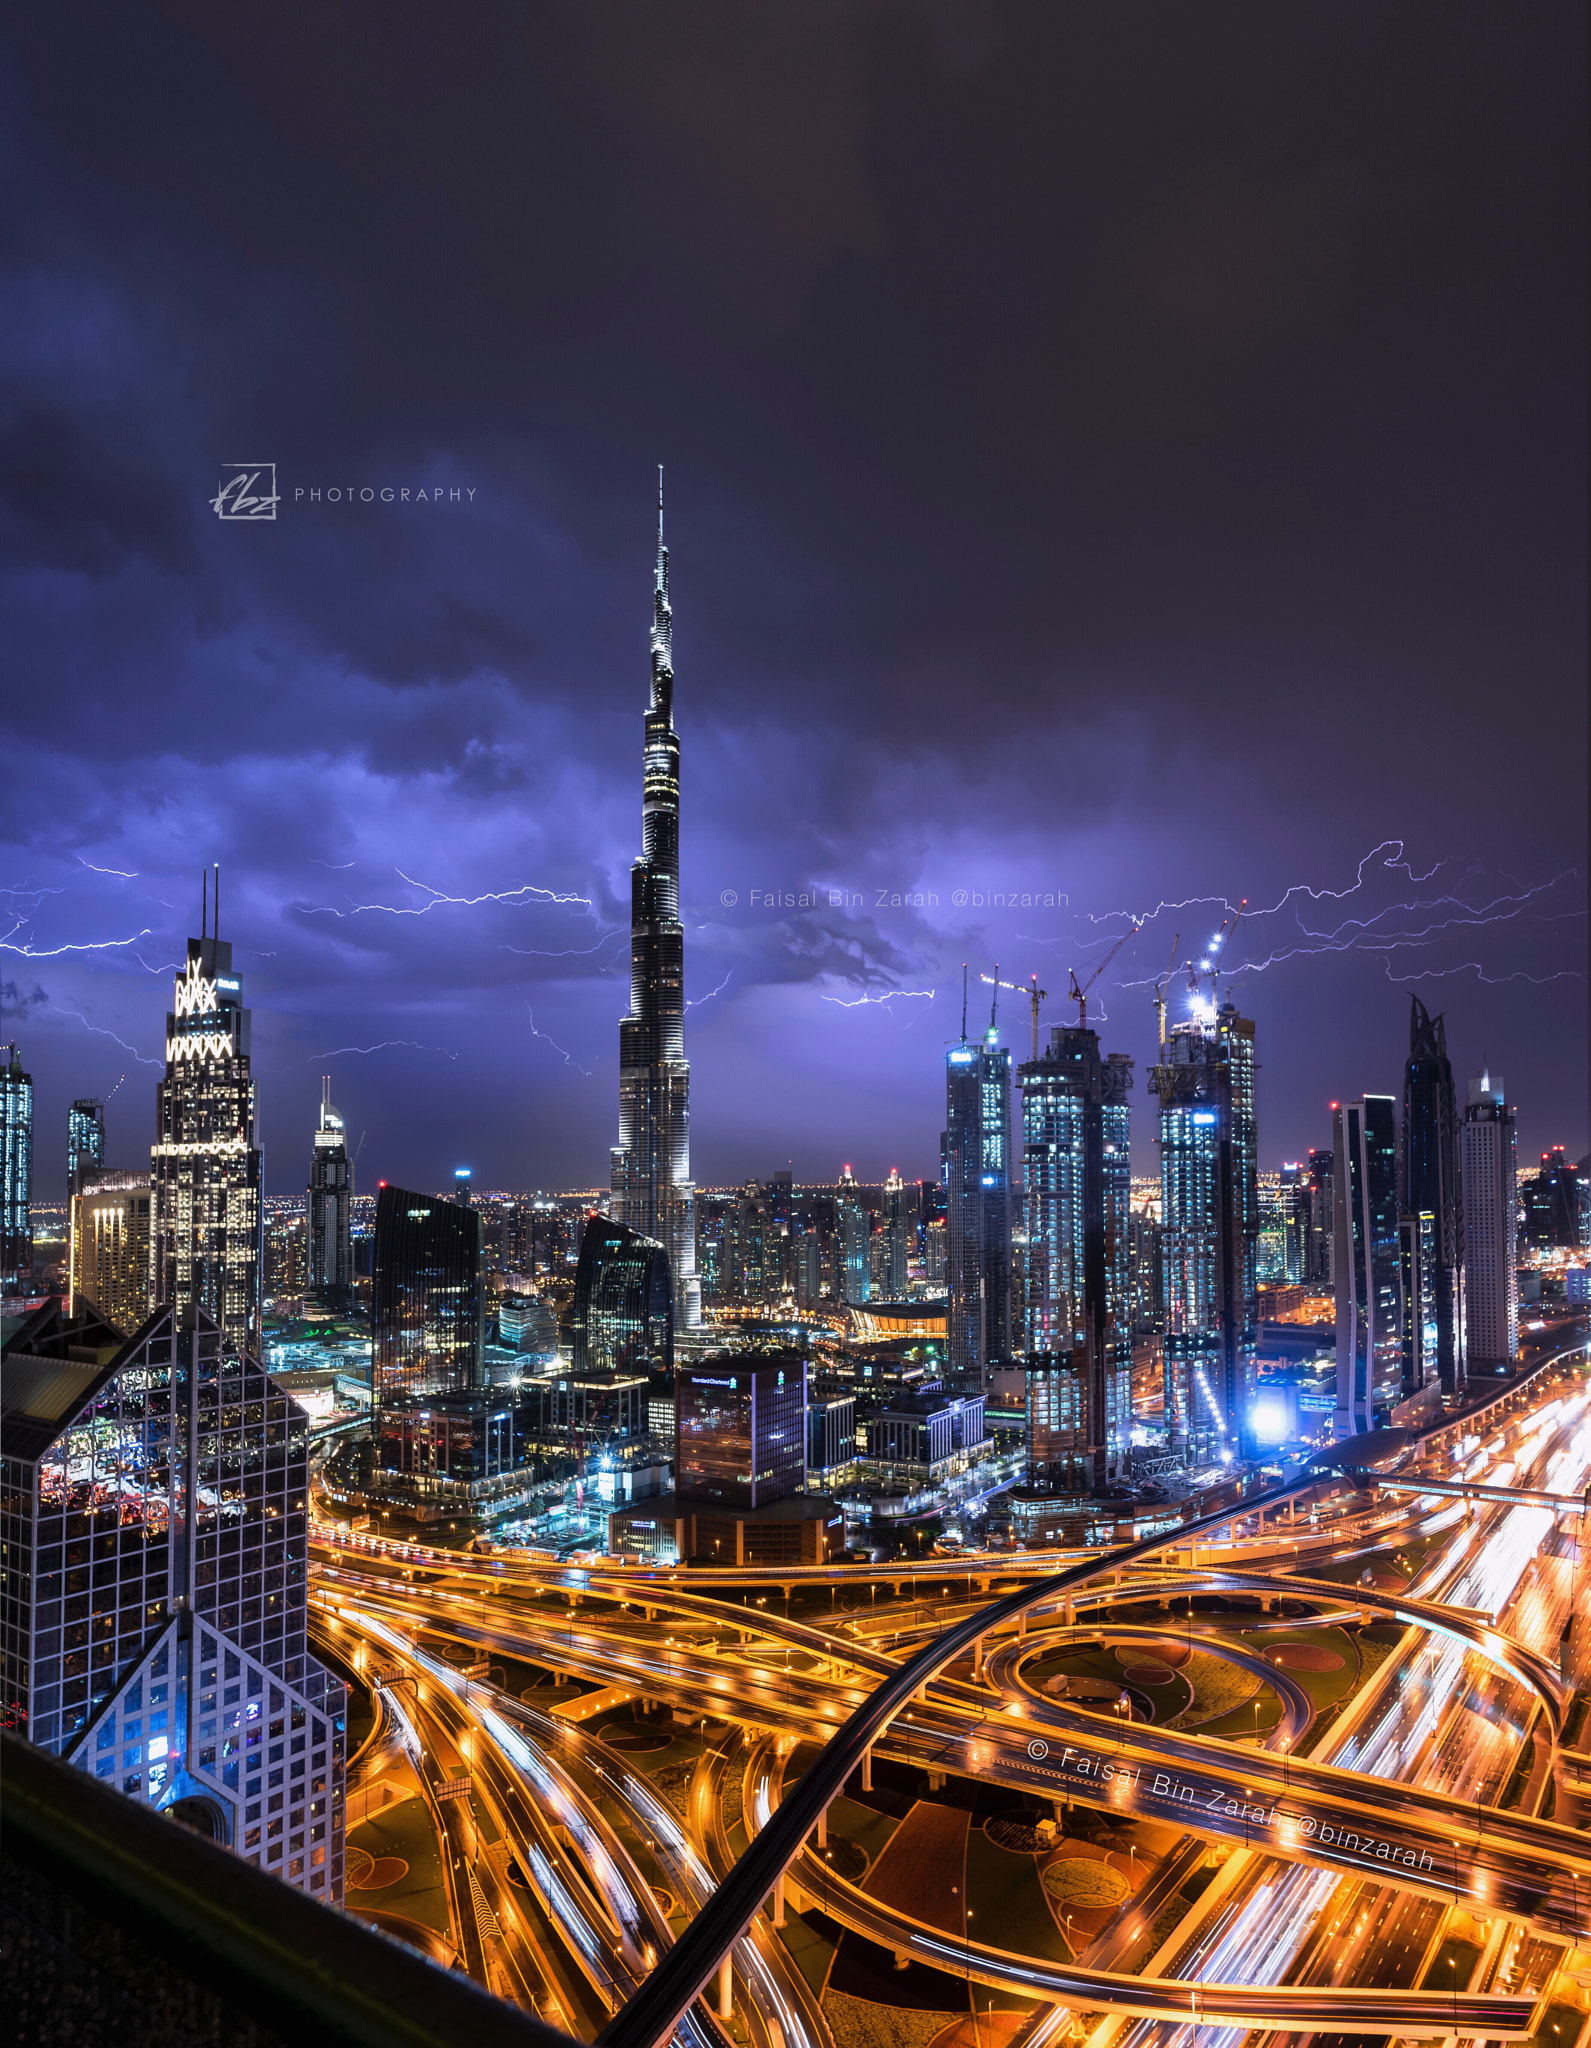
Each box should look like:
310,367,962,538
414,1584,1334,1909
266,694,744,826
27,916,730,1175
686,970,733,1009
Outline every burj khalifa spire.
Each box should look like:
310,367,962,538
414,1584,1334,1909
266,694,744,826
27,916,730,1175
610,469,701,1330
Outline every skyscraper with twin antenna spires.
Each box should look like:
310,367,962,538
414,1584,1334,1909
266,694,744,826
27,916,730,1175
610,472,700,1332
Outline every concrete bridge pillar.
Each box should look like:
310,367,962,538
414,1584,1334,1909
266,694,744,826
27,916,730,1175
774,1872,787,1927
860,1748,872,1793
1064,1596,1076,1627
972,1634,985,1679
927,1769,945,1790
717,1957,733,2019
815,1806,827,1848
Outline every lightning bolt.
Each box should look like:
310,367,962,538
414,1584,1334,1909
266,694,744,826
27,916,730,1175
522,999,592,1075
54,1010,163,1066
75,857,139,878
311,1040,459,1061
302,870,592,918
686,970,732,1009
819,988,936,1007
501,933,622,960
1,928,154,958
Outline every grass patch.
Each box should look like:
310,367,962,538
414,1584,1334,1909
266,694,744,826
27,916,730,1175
964,1823,1065,1963
1163,1649,1260,1728
1041,1859,1129,1909
825,1992,962,2048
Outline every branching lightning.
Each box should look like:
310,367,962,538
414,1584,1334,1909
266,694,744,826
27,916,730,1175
311,1040,459,1061
303,870,593,918
819,987,936,1007
1,927,155,958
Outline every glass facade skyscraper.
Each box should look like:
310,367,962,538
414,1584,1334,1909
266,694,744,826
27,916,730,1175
836,1167,871,1304
570,1214,673,1374
69,1168,152,1336
944,1016,1013,1380
307,1078,352,1303
676,1358,805,1508
1151,1004,1258,1463
151,933,262,1352
1018,1025,1134,1483
1,1298,345,1902
1,1040,32,1283
67,1097,105,1199
610,473,700,1333
1401,996,1464,1394
1333,1096,1403,1436
1461,1071,1518,1368
371,1183,484,1406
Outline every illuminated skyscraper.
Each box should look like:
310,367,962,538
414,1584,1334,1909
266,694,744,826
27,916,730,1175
371,1184,484,1407
610,472,700,1332
1150,1003,1258,1463
676,1358,805,1509
1402,996,1464,1393
1333,1096,1403,1436
1461,1071,1517,1368
1,1040,32,1283
570,1214,673,1374
69,1168,152,1334
944,991,1013,1380
1018,1025,1135,1483
67,1098,104,1198
836,1166,870,1304
150,902,262,1352
2,1298,346,1901
307,1078,352,1303
880,1169,911,1298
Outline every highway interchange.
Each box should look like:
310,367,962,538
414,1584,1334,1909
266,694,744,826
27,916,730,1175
308,1341,1591,2048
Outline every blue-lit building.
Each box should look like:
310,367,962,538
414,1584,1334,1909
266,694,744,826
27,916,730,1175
1150,1004,1259,1463
2,1040,33,1284
836,1166,870,1304
944,1007,1013,1381
1018,1025,1135,1483
307,1079,352,1304
1333,1095,1404,1436
1,1298,346,1902
67,1098,104,1199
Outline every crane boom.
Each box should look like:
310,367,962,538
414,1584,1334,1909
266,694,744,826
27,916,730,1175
1066,922,1141,1028
980,970,1048,1060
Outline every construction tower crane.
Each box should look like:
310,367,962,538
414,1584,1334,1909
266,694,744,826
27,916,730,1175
1196,898,1249,1004
1067,922,1141,1028
1152,932,1180,1049
980,970,1048,1061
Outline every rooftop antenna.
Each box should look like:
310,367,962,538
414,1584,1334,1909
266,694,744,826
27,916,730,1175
961,963,968,1042
201,867,208,940
213,863,220,944
990,964,999,1033
1028,973,1046,1063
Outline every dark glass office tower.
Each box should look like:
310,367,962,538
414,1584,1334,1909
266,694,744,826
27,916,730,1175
307,1078,352,1303
570,1214,673,1373
1401,996,1464,1395
1018,1025,1135,1484
1333,1096,1403,1436
67,1098,105,1198
610,474,700,1332
1151,1004,1259,1463
1,1040,32,1283
1523,1146,1579,1250
1305,1148,1334,1286
1461,1071,1517,1367
944,1004,1013,1381
676,1358,805,1508
371,1184,484,1406
1,1299,346,1902
151,918,262,1352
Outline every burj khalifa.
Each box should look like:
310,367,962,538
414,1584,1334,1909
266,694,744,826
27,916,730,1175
610,473,701,1330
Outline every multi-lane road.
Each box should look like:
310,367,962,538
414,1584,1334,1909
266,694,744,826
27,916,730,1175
310,1343,1591,2048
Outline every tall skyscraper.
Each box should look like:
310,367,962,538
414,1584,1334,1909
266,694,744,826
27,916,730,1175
570,1214,673,1373
1150,1003,1258,1463
1461,1070,1518,1368
151,908,262,1351
1018,1025,1134,1484
879,1169,911,1298
2,1298,346,1902
944,993,1013,1380
67,1098,105,1198
1305,1148,1335,1286
610,473,700,1333
1,1040,32,1283
69,1167,152,1334
1333,1096,1403,1437
1522,1146,1580,1250
1402,997,1464,1394
371,1183,484,1407
307,1078,352,1302
836,1166,871,1304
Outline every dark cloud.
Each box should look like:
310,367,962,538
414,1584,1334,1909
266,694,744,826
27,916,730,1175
0,2,1582,1195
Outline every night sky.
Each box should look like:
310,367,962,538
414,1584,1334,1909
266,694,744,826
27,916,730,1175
2,4,1585,1201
